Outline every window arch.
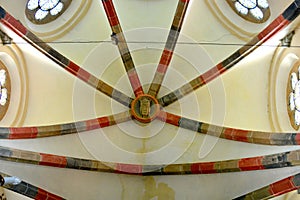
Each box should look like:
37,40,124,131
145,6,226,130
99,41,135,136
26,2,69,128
226,0,270,23
25,0,71,24
0,61,10,121
288,62,300,130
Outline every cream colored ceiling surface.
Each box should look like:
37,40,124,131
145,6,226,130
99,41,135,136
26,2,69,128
0,0,300,199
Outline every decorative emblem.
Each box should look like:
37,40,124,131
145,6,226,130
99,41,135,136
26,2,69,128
139,97,151,118
131,94,160,123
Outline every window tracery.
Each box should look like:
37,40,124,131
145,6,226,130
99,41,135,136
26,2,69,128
288,64,300,130
25,0,71,24
0,61,10,121
0,70,8,107
227,0,270,23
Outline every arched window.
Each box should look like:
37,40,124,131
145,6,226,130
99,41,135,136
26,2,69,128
0,61,10,121
288,64,300,130
25,0,71,24
227,0,270,23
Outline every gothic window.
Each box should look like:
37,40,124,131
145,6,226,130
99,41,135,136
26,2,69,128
227,0,270,23
288,64,300,130
25,0,71,24
0,61,10,121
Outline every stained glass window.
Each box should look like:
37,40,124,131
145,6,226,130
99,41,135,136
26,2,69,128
0,69,7,106
0,61,10,121
227,0,270,23
25,0,71,24
288,65,300,129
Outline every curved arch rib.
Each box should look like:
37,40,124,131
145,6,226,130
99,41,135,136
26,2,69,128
0,111,131,139
233,173,300,200
158,0,300,107
101,0,144,97
147,0,190,97
0,6,133,107
158,111,300,145
0,146,300,175
0,172,65,199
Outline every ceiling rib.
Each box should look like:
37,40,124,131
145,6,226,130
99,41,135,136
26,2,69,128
0,171,65,200
147,0,190,97
157,111,300,145
0,110,131,139
233,173,300,200
101,0,144,97
158,0,300,107
1,1,300,199
0,6,133,108
0,146,299,176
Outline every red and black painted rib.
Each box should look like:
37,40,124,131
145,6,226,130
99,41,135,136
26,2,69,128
233,173,300,200
101,0,144,97
0,6,133,107
1,145,300,176
2,148,299,199
0,111,131,139
157,111,300,145
147,0,190,97
158,0,300,107
0,173,65,200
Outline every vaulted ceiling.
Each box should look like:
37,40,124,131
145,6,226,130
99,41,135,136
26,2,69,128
0,0,300,199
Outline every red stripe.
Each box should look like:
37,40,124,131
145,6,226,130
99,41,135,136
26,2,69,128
258,16,288,41
3,13,27,35
216,63,225,72
9,127,38,139
238,157,264,171
66,61,90,81
86,119,101,130
223,128,234,140
128,71,143,96
161,113,180,126
67,61,80,76
77,68,91,82
191,162,216,174
98,117,110,127
200,66,221,84
295,133,300,145
269,177,296,196
85,117,111,130
157,64,168,74
66,62,93,88
35,188,64,200
157,50,173,73
223,128,249,142
116,163,143,174
102,0,119,26
40,153,67,168
134,86,144,96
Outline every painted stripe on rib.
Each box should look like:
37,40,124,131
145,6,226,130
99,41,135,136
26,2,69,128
101,0,144,97
0,111,131,139
159,111,300,145
233,174,300,200
157,2,300,107
148,0,190,97
0,7,133,107
1,146,300,176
